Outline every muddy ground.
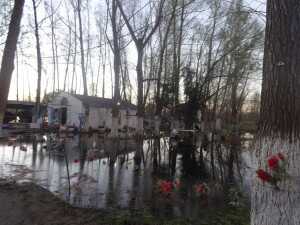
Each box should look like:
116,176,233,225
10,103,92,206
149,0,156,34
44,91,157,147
0,179,250,225
0,179,106,225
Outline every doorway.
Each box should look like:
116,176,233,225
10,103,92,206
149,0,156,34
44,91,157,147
61,107,67,125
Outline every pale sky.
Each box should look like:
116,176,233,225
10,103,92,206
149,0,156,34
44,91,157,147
0,0,266,102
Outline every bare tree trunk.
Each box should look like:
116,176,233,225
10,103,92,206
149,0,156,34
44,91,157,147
117,0,165,136
155,1,177,116
32,0,42,122
0,0,24,124
63,19,72,91
102,40,107,98
251,1,300,225
173,0,185,106
77,0,88,95
136,45,144,136
71,6,77,93
108,0,122,137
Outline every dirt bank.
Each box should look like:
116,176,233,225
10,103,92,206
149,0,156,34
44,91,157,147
0,179,250,225
0,179,104,225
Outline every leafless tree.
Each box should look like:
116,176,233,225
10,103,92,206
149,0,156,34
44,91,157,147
116,0,166,137
0,0,24,124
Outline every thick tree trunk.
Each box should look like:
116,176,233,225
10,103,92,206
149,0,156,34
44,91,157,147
0,0,25,124
252,1,300,225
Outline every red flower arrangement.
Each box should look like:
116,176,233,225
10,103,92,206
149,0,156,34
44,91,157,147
158,180,173,195
157,179,182,196
256,152,287,189
267,153,284,170
157,179,210,198
256,169,272,182
194,183,209,196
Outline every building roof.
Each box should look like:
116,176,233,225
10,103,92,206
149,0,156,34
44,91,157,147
6,100,46,109
72,94,137,110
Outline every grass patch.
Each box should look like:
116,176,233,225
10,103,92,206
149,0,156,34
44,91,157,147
95,204,250,225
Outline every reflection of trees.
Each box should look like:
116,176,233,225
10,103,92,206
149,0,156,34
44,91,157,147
129,169,141,211
78,135,88,176
105,163,115,207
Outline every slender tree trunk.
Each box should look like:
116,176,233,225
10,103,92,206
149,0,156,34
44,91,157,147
251,1,300,225
0,0,24,124
32,0,42,122
16,49,19,101
109,0,122,137
102,41,107,98
155,2,176,116
136,45,144,136
174,0,185,106
63,21,72,91
77,0,88,95
71,8,77,93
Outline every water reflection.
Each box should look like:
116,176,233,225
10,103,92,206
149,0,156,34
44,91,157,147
0,134,224,219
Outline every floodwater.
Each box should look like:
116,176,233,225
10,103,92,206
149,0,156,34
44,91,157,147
0,134,220,219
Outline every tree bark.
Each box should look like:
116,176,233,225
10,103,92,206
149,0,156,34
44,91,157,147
0,0,25,124
136,44,145,136
32,0,42,122
252,1,300,225
77,0,88,96
110,0,121,137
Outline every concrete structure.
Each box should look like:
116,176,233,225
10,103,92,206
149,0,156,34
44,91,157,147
47,92,137,131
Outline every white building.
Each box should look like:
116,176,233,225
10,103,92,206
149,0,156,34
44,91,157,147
47,92,137,131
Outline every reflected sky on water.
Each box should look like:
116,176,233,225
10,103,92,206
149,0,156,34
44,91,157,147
0,134,213,218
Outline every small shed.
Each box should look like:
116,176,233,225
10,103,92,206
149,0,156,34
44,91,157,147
47,92,137,130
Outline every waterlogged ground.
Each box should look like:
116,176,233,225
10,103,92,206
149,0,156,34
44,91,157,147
0,134,251,224
0,179,250,225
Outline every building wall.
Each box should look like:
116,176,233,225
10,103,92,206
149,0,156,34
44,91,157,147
48,92,137,131
48,92,84,127
87,107,112,129
87,107,137,130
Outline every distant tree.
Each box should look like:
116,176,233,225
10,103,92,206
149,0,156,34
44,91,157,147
222,0,263,183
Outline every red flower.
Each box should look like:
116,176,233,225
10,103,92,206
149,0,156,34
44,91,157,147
268,156,279,170
159,180,173,195
277,153,285,161
195,184,206,194
73,159,80,163
256,169,272,182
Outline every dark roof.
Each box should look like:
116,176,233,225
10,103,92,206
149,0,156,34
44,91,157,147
72,94,137,110
7,100,35,107
6,100,46,110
